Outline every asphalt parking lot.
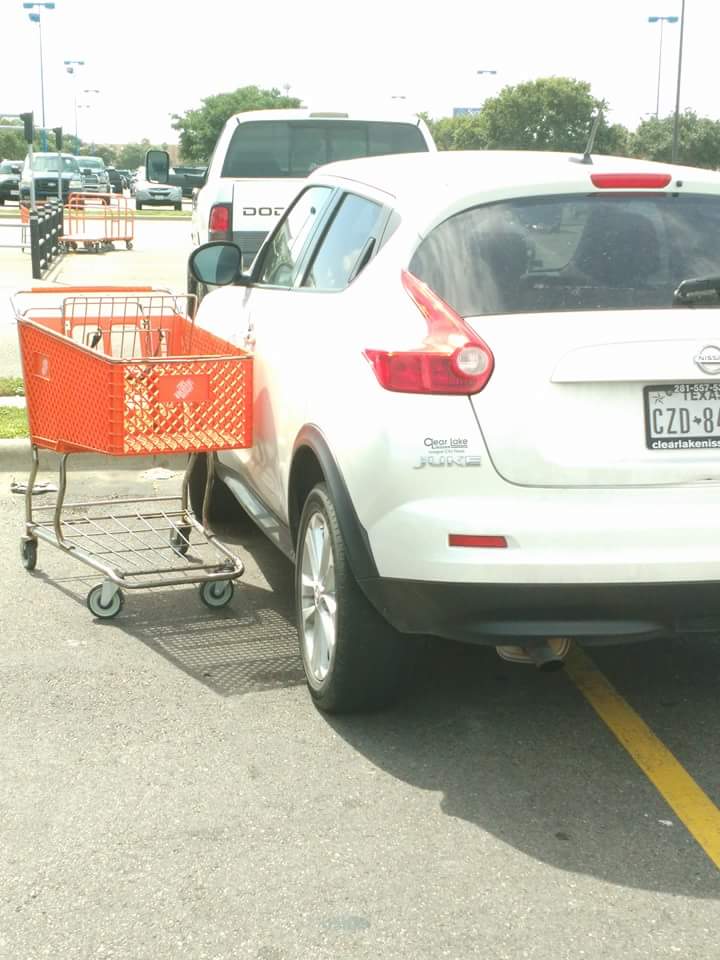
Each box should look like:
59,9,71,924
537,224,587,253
1,216,719,959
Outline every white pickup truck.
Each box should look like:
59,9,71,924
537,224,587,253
190,108,436,272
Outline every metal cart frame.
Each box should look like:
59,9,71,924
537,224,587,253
13,286,253,618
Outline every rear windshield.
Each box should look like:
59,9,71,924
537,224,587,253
409,194,720,316
31,156,79,173
222,120,427,178
0,162,17,174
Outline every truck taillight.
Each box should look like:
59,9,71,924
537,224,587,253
363,270,494,395
209,203,232,240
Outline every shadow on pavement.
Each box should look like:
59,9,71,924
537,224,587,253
28,518,304,698
328,636,720,899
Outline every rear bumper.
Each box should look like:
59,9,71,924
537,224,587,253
360,577,720,645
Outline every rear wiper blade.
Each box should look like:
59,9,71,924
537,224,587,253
673,275,720,306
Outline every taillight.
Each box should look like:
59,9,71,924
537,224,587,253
209,203,232,240
364,270,494,395
591,173,672,189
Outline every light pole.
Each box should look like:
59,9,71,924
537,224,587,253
23,2,56,150
82,89,100,151
672,0,687,163
64,59,84,151
476,70,497,110
647,15,678,119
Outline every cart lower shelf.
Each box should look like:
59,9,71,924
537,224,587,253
16,447,244,619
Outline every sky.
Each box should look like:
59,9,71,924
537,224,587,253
1,0,719,149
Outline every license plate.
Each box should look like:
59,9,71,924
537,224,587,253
10,189,18,197
645,383,720,450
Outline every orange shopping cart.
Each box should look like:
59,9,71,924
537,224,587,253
61,193,135,252
12,285,253,618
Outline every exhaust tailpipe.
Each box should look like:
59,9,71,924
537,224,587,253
496,637,573,671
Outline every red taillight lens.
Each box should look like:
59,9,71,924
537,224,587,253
209,203,232,236
591,173,672,189
364,270,494,395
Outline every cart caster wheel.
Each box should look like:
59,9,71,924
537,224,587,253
170,524,192,556
87,584,123,619
126,241,133,250
200,579,234,609
20,538,37,571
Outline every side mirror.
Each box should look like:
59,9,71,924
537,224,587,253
189,242,247,287
145,149,169,184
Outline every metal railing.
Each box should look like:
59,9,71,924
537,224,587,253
28,200,63,278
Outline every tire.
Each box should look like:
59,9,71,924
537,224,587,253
126,241,133,250
87,583,123,619
21,538,37,571
295,483,407,714
136,202,142,210
174,202,182,211
170,524,192,556
0,198,4,206
187,453,248,527
199,579,234,609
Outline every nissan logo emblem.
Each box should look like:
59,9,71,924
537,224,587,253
694,345,720,375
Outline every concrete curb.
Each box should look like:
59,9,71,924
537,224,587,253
0,438,187,473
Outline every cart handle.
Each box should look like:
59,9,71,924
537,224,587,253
28,286,156,294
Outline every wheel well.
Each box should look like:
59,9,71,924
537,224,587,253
288,446,325,545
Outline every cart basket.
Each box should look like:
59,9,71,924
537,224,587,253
14,287,253,456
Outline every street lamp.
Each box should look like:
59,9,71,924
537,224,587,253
82,89,100,149
647,15,679,119
23,2,56,149
64,59,84,151
672,0,687,163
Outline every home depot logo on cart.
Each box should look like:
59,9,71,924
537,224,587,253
157,374,210,404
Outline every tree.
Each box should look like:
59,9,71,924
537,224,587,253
0,119,28,160
630,111,720,169
427,78,630,156
80,143,116,165
172,85,302,162
114,139,164,170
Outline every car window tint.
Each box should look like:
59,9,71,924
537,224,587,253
223,121,428,179
302,194,384,291
258,185,332,287
409,194,720,316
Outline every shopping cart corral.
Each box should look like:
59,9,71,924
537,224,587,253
12,286,253,618
61,192,135,252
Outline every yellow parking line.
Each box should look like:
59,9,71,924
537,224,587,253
565,646,720,869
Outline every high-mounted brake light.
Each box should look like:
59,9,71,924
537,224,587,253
209,203,232,240
591,173,672,189
364,271,494,395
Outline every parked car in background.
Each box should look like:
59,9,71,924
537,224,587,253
77,156,111,197
116,169,132,190
106,167,124,194
19,153,83,202
0,159,21,204
133,168,182,210
186,149,720,713
168,164,207,198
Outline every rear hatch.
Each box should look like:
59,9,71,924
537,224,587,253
410,187,720,488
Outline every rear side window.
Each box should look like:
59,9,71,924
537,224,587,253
409,194,720,316
302,194,385,290
222,120,427,178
